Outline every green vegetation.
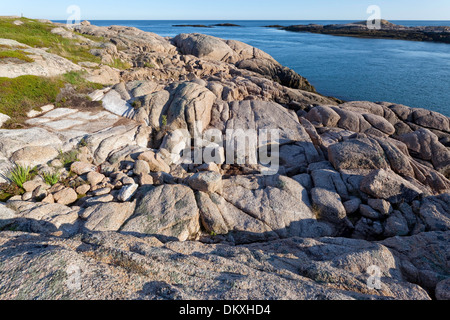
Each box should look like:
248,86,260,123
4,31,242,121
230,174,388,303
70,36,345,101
111,58,132,70
131,99,142,109
42,171,61,186
61,71,103,92
0,71,103,127
0,75,62,119
162,115,168,127
0,50,34,63
5,164,34,189
0,18,101,64
57,149,80,169
144,62,155,69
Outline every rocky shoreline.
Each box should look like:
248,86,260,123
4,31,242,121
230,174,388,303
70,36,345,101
0,18,449,300
267,20,450,44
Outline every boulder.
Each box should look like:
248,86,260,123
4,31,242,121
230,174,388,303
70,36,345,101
360,169,423,204
418,194,450,232
0,231,433,300
305,105,340,127
311,169,349,200
133,160,150,175
0,128,62,159
311,188,350,228
173,33,235,62
363,113,396,135
101,90,135,118
328,138,389,171
121,184,200,241
384,211,410,237
368,198,393,216
82,201,136,232
165,82,216,135
2,201,80,237
222,175,336,239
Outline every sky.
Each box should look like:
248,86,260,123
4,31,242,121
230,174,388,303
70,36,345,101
1,0,450,21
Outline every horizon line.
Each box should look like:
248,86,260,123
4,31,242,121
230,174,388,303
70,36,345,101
47,18,450,21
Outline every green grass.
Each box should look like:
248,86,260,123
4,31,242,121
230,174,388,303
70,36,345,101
143,62,155,69
58,149,79,168
111,58,132,70
0,75,64,125
5,164,33,189
0,50,34,63
0,71,103,127
0,18,101,64
62,71,103,92
42,171,60,186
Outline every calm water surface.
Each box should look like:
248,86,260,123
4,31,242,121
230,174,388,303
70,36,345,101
63,20,450,116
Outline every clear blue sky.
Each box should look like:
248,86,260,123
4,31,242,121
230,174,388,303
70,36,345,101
2,0,450,20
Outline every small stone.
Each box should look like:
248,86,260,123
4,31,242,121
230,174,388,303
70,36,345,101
32,185,48,201
436,279,450,301
90,188,111,197
41,194,55,204
360,204,382,220
188,171,223,194
368,198,393,216
343,198,362,215
76,184,91,195
134,160,150,175
122,176,135,185
138,151,170,173
53,188,78,205
196,163,220,173
71,162,97,175
50,159,64,168
117,183,139,202
139,174,154,186
23,181,41,193
384,211,410,237
22,192,33,201
87,171,105,186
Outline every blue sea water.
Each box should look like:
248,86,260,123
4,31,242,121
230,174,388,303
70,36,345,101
62,20,450,116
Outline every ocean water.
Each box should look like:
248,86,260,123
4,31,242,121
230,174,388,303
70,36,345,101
63,20,450,116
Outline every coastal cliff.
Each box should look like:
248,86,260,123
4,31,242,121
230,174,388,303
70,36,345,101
0,18,449,300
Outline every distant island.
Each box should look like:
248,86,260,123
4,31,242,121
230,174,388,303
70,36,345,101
266,20,450,44
173,23,241,28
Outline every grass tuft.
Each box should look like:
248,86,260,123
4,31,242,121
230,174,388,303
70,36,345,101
6,164,33,189
42,171,61,186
